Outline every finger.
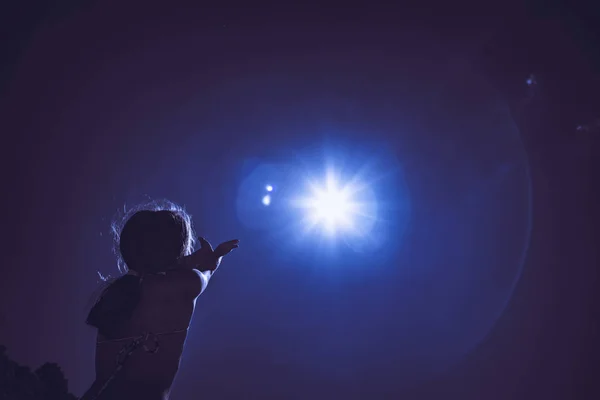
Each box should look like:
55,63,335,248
216,242,239,256
198,237,213,251
222,240,240,250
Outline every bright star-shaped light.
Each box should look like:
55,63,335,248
308,184,355,232
294,169,370,236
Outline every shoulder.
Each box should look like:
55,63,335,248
164,268,206,299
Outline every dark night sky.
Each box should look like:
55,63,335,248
1,1,598,399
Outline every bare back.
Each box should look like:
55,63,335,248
84,269,203,400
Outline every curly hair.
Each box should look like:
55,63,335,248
110,199,196,274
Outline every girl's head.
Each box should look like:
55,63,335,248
113,200,196,274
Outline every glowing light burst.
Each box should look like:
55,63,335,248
308,184,355,232
294,170,376,237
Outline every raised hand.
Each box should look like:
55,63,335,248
214,239,240,258
179,237,239,272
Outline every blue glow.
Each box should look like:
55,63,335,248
229,120,529,385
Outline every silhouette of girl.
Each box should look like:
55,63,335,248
81,201,239,400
